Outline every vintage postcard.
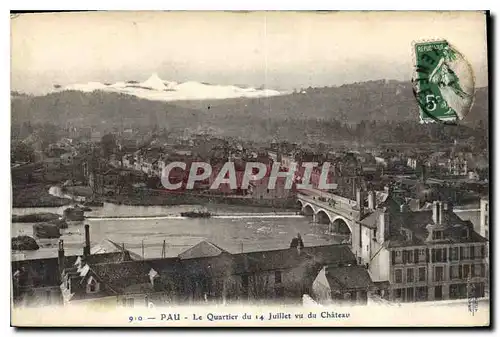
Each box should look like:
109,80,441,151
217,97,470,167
10,11,490,327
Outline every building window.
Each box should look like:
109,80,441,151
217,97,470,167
415,287,428,301
463,265,470,279
450,265,460,280
432,230,443,240
407,269,414,283
469,246,476,259
450,247,459,261
434,286,443,300
418,267,426,282
395,289,403,301
403,250,413,264
406,288,414,302
432,248,447,262
414,249,420,263
460,246,469,260
434,266,444,282
393,250,403,264
480,264,486,277
474,246,483,259
395,269,403,283
450,284,467,300
470,283,485,298
472,264,481,277
274,271,282,284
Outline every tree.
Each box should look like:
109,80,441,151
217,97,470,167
11,142,35,163
100,133,117,159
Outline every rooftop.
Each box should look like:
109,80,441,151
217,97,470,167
57,242,357,299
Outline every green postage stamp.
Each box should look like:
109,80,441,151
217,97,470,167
412,40,475,123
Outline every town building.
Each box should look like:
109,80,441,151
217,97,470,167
447,157,468,176
364,195,488,303
12,224,371,308
480,198,489,293
480,198,489,244
88,168,121,196
312,265,375,305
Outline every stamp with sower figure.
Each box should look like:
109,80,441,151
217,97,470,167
412,40,475,124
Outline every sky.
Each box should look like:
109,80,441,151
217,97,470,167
11,11,489,94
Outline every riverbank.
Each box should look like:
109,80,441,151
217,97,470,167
12,184,72,208
63,185,298,210
102,194,298,209
12,213,60,223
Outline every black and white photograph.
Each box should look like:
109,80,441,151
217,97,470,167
9,11,490,327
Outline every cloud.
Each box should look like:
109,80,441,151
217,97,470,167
11,11,488,94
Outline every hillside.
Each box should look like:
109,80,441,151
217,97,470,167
172,80,488,125
11,80,488,136
11,90,202,129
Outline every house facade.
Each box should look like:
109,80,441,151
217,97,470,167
365,196,488,303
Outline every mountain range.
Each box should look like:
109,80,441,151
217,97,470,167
11,76,488,139
54,73,284,102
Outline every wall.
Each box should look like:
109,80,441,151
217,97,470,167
387,243,487,302
369,247,390,282
224,262,318,304
66,295,121,310
360,226,373,265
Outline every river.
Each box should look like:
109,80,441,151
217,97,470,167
11,203,337,261
12,198,482,261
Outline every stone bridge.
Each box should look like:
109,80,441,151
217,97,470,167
297,189,365,260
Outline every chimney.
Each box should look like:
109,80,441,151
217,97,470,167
440,202,448,225
432,201,443,225
368,190,375,210
432,201,438,224
58,240,65,282
420,164,426,182
378,209,390,242
356,188,364,215
83,224,91,257
447,201,454,213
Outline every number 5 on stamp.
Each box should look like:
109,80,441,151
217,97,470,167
412,40,475,124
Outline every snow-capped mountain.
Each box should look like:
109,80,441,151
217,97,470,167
56,73,284,102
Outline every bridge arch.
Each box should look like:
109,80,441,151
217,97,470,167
302,203,315,218
330,215,353,237
316,210,332,224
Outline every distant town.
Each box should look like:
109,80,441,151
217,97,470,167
11,119,489,308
